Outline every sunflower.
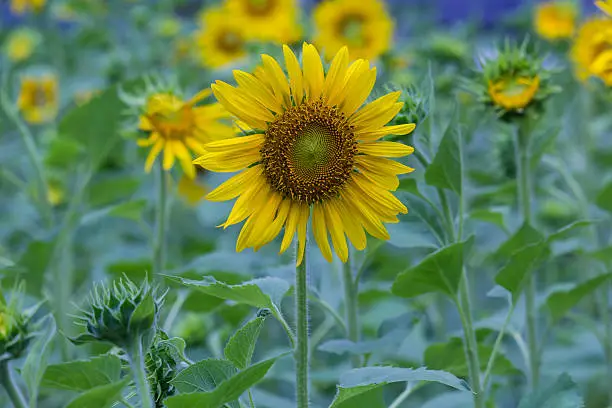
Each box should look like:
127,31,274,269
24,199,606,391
533,1,576,41
10,0,45,14
313,0,393,61
596,0,612,16
17,75,59,125
177,174,208,206
225,0,302,44
137,90,235,178
195,6,248,69
194,43,416,264
488,76,541,111
571,18,612,86
3,29,40,63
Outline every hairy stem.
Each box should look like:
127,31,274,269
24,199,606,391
516,122,539,388
0,362,27,408
153,163,168,277
342,253,361,368
295,238,309,408
127,338,153,408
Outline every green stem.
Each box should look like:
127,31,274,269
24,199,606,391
438,189,455,244
457,273,485,408
295,238,309,408
127,338,154,408
248,390,255,408
482,301,516,390
153,163,168,277
603,277,612,405
516,122,539,388
0,362,27,408
0,89,52,226
388,383,413,408
342,253,361,368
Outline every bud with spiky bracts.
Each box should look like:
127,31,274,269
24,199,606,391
72,277,165,349
145,331,189,407
464,38,560,122
0,284,38,362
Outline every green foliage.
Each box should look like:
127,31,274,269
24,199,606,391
424,113,462,193
517,373,584,408
41,354,121,391
545,274,612,323
64,378,130,408
224,316,267,370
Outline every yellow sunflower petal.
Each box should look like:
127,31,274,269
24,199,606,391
342,186,390,240
333,198,367,251
351,91,401,126
323,201,348,262
283,45,304,105
280,201,299,254
255,198,292,251
163,141,176,170
186,88,212,106
173,140,196,179
302,43,325,101
355,155,415,175
233,70,282,113
202,134,265,153
207,165,262,201
352,173,407,213
212,82,271,129
312,203,333,262
137,133,159,147
354,102,404,133
358,141,415,157
296,204,310,266
341,67,377,116
323,46,349,104
194,150,261,172
144,139,165,173
221,176,268,228
261,54,291,108
237,192,282,252
185,137,207,155
357,124,416,141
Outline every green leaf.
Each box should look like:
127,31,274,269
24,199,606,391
128,291,155,333
224,316,267,370
58,79,141,166
495,223,543,259
167,355,284,408
65,378,130,408
424,119,462,193
547,220,593,243
545,274,612,322
469,209,507,231
22,315,56,407
596,181,612,213
81,200,148,225
517,373,583,408
88,177,141,207
331,387,385,408
494,241,549,303
392,236,473,299
423,337,518,378
172,359,237,394
3,241,54,296
328,367,470,408
397,178,424,199
41,354,121,391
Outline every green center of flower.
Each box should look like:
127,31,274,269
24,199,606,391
339,14,366,47
261,100,357,204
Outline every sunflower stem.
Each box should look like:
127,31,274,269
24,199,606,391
0,361,27,408
127,337,153,408
295,237,310,408
342,252,361,368
153,163,168,277
516,120,539,388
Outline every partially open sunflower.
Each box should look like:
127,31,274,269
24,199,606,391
194,43,416,264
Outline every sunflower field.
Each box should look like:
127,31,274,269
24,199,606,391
1,0,612,407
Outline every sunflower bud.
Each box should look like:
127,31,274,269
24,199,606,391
145,331,188,407
72,278,164,349
465,39,559,122
0,285,37,362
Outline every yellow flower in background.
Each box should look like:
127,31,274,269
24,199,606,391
571,18,612,86
596,0,612,16
195,43,416,264
3,29,40,63
47,182,65,206
534,1,576,40
195,6,247,69
138,90,234,178
10,0,46,14
178,174,208,205
17,75,59,124
313,0,393,60
225,0,302,43
488,76,541,110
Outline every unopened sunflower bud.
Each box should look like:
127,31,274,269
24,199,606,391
0,285,37,362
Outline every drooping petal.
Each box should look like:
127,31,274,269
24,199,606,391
352,173,408,214
312,203,333,262
323,201,348,262
207,165,263,201
280,201,299,254
163,140,176,170
144,139,165,173
173,140,196,179
296,204,310,266
332,198,367,251
342,186,390,240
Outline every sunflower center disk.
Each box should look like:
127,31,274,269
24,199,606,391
261,101,357,205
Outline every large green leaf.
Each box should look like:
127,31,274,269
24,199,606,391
495,223,543,259
545,274,612,322
22,315,56,407
172,359,237,394
328,367,469,408
392,237,473,299
424,113,462,193
41,354,121,391
517,373,583,408
423,337,518,378
166,355,284,408
224,316,267,370
494,241,549,302
65,378,129,408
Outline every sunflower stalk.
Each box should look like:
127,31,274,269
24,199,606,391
153,163,168,277
342,252,361,368
127,336,154,408
516,120,539,388
0,361,27,408
295,237,309,408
